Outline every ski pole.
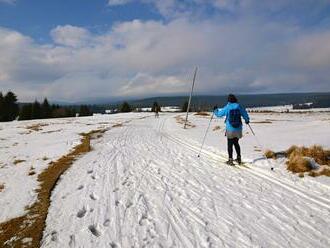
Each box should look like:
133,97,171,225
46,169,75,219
248,123,274,170
198,111,214,157
248,123,255,136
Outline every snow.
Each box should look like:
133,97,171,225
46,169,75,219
1,112,330,247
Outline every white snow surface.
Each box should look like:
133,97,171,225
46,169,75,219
1,112,330,247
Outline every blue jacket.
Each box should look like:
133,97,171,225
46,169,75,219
214,102,250,132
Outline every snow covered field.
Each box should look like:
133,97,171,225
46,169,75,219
0,111,330,247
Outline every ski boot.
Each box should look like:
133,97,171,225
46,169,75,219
226,158,234,166
235,157,242,165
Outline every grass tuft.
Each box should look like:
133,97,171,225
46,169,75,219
175,116,196,128
264,150,276,159
212,126,221,131
0,183,4,192
194,112,210,116
26,123,49,132
112,123,123,128
286,145,330,176
13,159,26,165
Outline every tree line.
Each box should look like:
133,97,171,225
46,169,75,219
0,91,192,122
0,91,93,122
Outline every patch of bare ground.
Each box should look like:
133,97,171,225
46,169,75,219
194,112,210,117
26,123,49,132
175,115,196,128
0,183,4,192
251,121,272,124
264,150,276,159
41,129,62,134
13,159,26,165
265,145,330,177
112,123,123,128
0,128,106,247
213,126,221,131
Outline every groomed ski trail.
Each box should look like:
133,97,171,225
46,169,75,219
42,115,330,248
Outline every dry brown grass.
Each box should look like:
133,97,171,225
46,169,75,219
13,159,26,165
287,155,311,173
263,145,330,177
194,112,210,117
213,126,221,131
286,145,330,176
175,116,196,128
112,123,123,128
42,129,62,134
264,150,276,159
0,128,106,247
309,168,330,177
286,145,330,166
26,123,49,132
0,183,4,192
251,121,272,124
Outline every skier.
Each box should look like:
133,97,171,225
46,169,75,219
213,94,250,165
155,108,159,118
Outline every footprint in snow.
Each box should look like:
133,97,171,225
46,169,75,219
103,219,110,227
90,192,98,200
87,169,93,174
88,224,102,237
109,242,119,248
77,185,84,190
69,235,75,247
51,231,58,242
77,206,87,218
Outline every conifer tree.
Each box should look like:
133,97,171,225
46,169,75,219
120,101,132,112
182,101,188,112
2,91,19,121
0,92,3,121
79,105,91,116
41,98,51,118
19,104,33,120
31,100,42,119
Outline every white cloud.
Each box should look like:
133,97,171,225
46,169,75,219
50,25,91,48
1,14,330,102
0,0,16,4
108,0,132,6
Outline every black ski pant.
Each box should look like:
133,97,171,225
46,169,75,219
227,137,241,159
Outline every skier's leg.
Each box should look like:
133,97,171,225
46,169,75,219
227,138,234,159
233,138,241,162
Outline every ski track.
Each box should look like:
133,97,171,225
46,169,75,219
42,115,330,248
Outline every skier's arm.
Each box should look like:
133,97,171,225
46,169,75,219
214,106,227,118
239,105,250,124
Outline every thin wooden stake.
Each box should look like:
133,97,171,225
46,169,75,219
184,67,198,129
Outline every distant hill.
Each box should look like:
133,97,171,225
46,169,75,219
128,92,330,108
88,92,330,112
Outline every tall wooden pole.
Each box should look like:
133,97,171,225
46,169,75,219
184,67,198,129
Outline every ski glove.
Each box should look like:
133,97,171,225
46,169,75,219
213,105,218,110
245,120,250,124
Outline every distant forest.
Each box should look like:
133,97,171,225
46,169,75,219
1,91,329,122
89,92,330,113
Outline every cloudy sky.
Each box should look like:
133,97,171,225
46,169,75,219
0,0,330,102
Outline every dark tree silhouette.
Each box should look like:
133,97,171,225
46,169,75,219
120,102,132,113
79,105,92,116
0,91,19,121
